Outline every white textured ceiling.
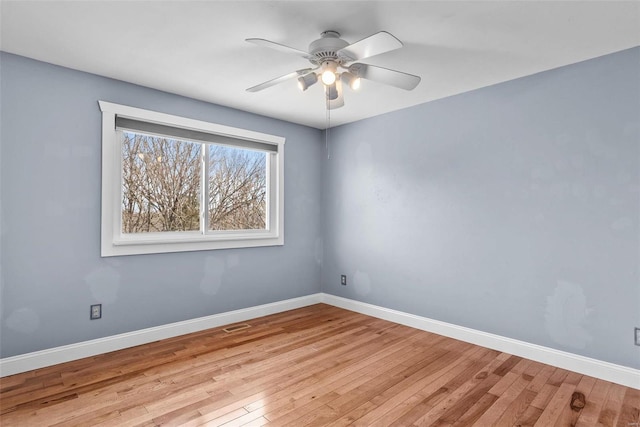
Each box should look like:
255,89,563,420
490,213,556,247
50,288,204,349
1,1,639,129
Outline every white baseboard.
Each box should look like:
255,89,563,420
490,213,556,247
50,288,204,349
320,294,640,390
0,293,323,377
2,292,638,390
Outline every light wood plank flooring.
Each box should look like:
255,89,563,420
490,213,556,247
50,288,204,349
1,304,638,426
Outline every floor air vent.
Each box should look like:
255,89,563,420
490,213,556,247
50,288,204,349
223,323,251,333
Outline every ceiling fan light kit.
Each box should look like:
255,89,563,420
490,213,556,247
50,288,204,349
325,80,340,101
320,60,338,85
246,30,421,109
341,72,361,91
297,72,318,91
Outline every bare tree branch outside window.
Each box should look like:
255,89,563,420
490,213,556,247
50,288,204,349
121,132,267,234
208,146,266,230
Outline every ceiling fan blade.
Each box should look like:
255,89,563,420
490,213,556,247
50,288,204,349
337,31,403,62
246,38,312,59
246,68,313,92
325,79,344,110
349,63,421,90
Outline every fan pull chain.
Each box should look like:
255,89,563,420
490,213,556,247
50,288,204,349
325,93,331,159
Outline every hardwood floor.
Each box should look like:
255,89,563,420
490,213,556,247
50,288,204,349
1,304,638,426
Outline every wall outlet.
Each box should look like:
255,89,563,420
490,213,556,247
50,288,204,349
90,304,102,320
341,275,347,286
635,327,640,346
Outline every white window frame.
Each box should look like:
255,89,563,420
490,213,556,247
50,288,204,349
99,101,284,257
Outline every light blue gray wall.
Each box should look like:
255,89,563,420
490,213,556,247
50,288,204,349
2,48,639,370
0,53,324,358
321,47,640,369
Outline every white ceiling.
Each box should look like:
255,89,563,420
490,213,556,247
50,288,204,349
1,1,639,129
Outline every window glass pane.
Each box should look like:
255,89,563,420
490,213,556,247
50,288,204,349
121,132,201,233
208,145,267,231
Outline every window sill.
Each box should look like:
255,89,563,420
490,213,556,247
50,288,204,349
103,233,284,257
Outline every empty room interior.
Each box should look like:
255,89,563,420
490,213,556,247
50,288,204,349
0,1,639,426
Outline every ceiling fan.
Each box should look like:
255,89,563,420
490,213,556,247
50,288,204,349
246,31,421,109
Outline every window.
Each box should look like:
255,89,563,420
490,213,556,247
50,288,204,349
99,101,284,256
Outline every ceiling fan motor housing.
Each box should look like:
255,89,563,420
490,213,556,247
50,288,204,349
308,31,349,65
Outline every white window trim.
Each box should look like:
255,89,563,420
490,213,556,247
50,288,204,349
99,101,285,257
